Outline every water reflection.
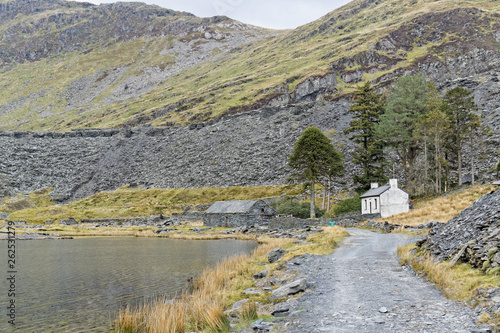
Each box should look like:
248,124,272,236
2,237,256,332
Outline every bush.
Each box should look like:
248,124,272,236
271,197,325,219
332,195,361,216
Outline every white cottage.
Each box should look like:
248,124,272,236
360,179,409,218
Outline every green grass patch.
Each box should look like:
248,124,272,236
331,195,361,216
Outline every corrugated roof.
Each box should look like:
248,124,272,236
205,200,260,214
360,185,390,198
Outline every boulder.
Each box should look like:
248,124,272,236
271,303,290,317
270,278,308,299
59,218,78,225
251,318,272,331
243,288,264,295
224,298,249,318
268,248,287,263
253,270,268,279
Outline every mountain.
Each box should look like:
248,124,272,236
1,0,500,131
0,0,273,129
0,0,499,200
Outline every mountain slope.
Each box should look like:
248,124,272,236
1,0,500,131
0,0,273,129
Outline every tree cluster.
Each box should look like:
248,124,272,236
346,74,487,196
286,74,489,219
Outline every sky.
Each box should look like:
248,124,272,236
71,0,353,30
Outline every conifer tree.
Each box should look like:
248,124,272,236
288,127,344,218
376,74,428,193
415,82,450,194
344,81,386,193
442,86,479,186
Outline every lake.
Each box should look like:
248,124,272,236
1,237,257,332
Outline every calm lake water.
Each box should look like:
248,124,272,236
1,237,257,332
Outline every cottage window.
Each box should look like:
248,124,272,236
374,199,377,210
364,200,367,210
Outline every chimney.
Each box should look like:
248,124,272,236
389,179,398,189
370,183,379,189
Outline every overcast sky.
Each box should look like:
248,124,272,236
72,0,352,29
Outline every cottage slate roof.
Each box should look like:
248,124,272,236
360,185,390,198
205,200,260,214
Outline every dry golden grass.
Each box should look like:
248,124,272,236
398,244,500,303
164,232,257,241
323,225,350,237
114,228,349,332
380,185,495,226
21,225,159,238
117,297,188,333
114,236,294,332
391,225,407,233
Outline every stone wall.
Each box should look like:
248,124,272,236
203,213,271,228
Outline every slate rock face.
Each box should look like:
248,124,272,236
0,70,499,201
0,102,354,201
421,188,500,272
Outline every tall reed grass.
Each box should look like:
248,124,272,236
115,237,293,332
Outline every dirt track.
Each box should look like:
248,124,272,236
276,228,488,333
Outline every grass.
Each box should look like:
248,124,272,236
0,187,54,212
378,185,495,226
2,184,301,224
115,226,349,332
398,244,500,329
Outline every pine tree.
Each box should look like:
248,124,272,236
442,86,478,186
344,82,386,194
376,74,428,193
288,127,344,218
415,82,451,194
416,108,451,194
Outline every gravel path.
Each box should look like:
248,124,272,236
275,228,488,333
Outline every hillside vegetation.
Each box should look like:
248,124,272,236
377,185,495,226
0,185,302,224
1,0,500,130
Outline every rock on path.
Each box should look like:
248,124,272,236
276,228,485,333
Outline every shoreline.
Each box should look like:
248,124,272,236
114,225,349,332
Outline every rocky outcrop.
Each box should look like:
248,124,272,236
270,278,308,299
0,0,261,66
419,188,500,273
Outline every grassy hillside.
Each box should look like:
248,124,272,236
377,185,495,226
1,185,302,224
1,0,500,131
